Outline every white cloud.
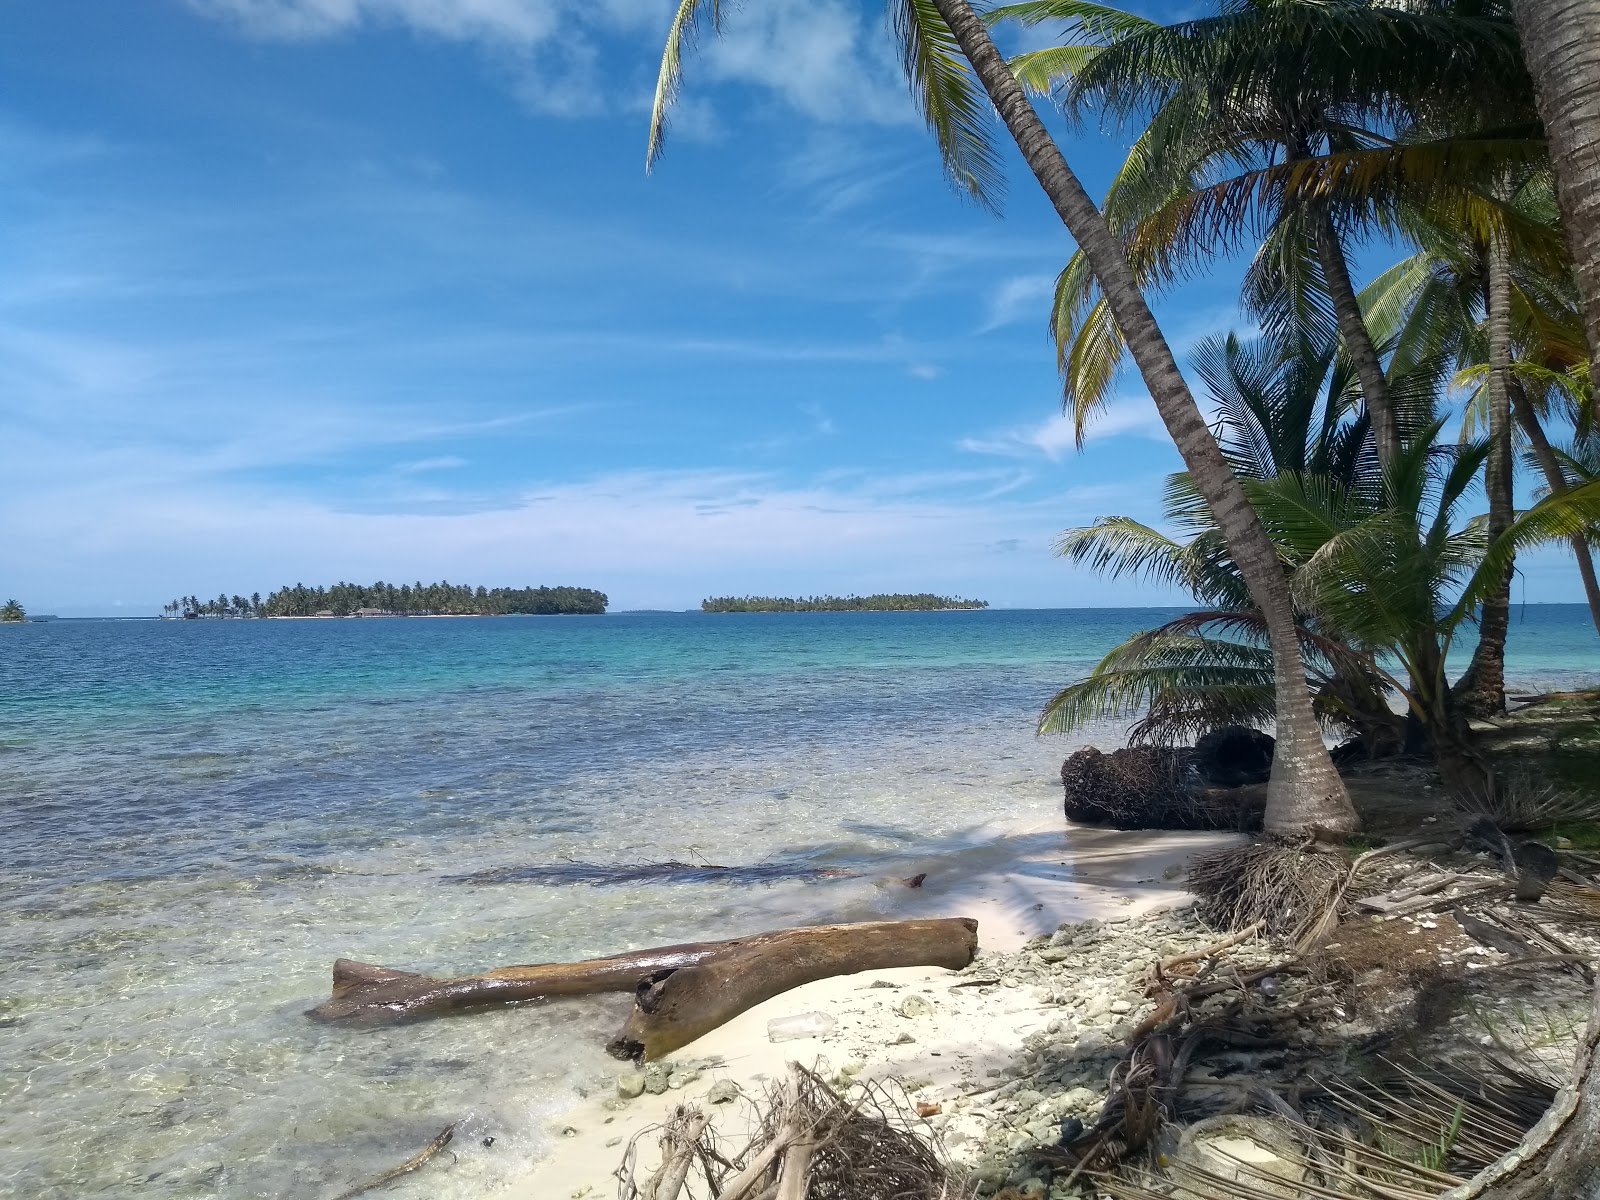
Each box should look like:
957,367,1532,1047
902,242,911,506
0,458,1153,613
185,0,568,43
700,0,909,126
959,401,1170,459
188,0,915,131
978,273,1056,334
395,455,469,472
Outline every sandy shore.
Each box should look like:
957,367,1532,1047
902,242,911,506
515,819,1241,1199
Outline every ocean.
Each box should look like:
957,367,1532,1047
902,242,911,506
3,606,1597,1198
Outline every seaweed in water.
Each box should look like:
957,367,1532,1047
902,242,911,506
444,860,856,887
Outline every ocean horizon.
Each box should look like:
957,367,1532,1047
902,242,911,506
5,606,1599,1197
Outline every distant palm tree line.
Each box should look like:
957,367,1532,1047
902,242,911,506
161,582,607,619
701,594,987,613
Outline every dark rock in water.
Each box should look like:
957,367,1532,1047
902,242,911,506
1060,745,1264,832
1511,840,1559,902
1192,726,1275,788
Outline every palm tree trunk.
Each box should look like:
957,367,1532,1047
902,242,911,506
1450,984,1600,1200
1512,0,1600,398
1454,236,1515,717
1467,6,1600,1156
1314,214,1403,474
931,0,1357,838
1511,381,1600,635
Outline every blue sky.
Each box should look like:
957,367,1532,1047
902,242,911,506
0,0,1587,615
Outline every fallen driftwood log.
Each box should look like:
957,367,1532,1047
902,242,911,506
609,917,979,1062
311,917,977,1030
311,941,732,1024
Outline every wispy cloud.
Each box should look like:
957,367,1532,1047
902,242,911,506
1,459,1157,612
978,273,1056,334
187,0,913,128
185,0,570,45
395,455,469,473
959,401,1170,459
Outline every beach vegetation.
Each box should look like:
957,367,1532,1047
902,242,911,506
0,599,24,623
1039,320,1600,792
700,594,986,613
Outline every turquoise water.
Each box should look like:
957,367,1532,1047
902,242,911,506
2,607,1596,1198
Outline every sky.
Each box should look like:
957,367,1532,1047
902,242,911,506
0,0,1589,615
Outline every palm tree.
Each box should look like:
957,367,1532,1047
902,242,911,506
0,599,24,623
1513,0,1600,405
1043,329,1600,791
1369,183,1600,659
1362,204,1530,714
650,0,1359,837
992,0,1534,476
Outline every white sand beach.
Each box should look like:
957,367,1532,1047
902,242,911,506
518,820,1241,1199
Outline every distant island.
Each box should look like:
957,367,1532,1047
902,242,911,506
163,582,608,619
1,599,24,623
701,594,987,613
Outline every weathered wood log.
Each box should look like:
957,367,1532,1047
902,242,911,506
607,917,979,1063
311,940,735,1024
311,917,977,1027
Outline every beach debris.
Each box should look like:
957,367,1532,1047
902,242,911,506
616,1066,973,1200
607,918,978,1063
309,940,731,1025
768,1011,836,1043
706,1079,741,1104
311,917,975,1028
328,1121,456,1200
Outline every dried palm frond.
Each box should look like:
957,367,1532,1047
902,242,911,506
615,1065,972,1200
1093,1056,1554,1200
1455,770,1600,833
1188,841,1346,935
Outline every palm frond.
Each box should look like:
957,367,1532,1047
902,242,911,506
983,0,1154,38
1008,44,1103,94
1450,480,1600,625
647,0,724,170
890,0,1006,209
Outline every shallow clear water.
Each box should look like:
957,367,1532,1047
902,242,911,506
2,607,1596,1198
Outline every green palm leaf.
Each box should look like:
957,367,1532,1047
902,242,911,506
890,0,1006,209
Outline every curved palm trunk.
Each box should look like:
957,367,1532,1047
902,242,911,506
1315,214,1403,474
1512,0,1600,399
1512,382,1600,635
1454,236,1515,717
931,0,1357,838
1448,984,1600,1200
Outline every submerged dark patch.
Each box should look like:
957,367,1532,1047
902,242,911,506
444,860,854,887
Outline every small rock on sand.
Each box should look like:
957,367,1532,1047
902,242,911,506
615,1072,646,1101
896,994,934,1019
